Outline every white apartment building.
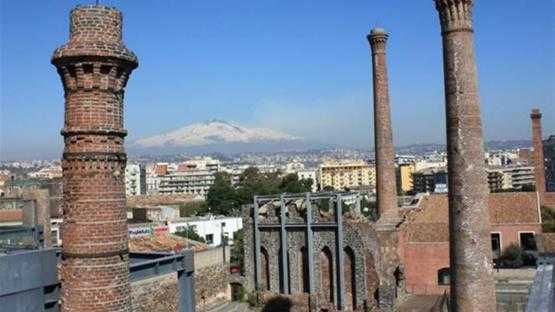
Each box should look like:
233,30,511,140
157,170,216,198
168,215,243,247
149,157,221,199
28,165,63,179
492,166,535,190
297,169,318,192
125,164,146,196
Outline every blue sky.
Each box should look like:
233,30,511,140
1,0,553,160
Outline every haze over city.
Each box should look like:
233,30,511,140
1,0,553,160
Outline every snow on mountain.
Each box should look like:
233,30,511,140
134,120,302,148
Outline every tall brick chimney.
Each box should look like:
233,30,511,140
367,28,398,221
435,0,496,311
52,5,138,312
367,28,400,312
531,108,546,203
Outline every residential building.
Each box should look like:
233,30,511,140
168,215,243,247
27,165,62,179
297,169,317,192
125,164,146,196
412,168,448,194
318,160,375,191
397,163,415,194
497,166,535,190
157,169,216,199
487,170,504,192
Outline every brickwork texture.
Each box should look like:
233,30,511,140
52,5,138,312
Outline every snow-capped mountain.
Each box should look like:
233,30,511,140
129,120,329,154
134,120,301,147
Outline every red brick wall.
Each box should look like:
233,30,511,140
491,224,543,251
544,192,555,208
402,242,450,295
52,5,138,311
400,223,542,295
538,233,555,252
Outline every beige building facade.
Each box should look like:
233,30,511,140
318,160,375,190
398,163,415,193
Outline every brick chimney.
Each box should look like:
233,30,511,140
531,108,546,204
52,5,138,311
367,28,398,222
435,0,496,310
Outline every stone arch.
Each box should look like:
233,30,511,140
344,246,357,310
298,246,309,293
260,246,270,291
319,246,334,304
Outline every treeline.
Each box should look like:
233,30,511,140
180,167,313,217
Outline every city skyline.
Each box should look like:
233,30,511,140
1,0,553,160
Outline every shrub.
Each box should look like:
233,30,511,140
500,243,524,268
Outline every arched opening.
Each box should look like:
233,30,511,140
300,247,309,293
319,246,334,304
438,267,450,285
261,247,270,291
344,246,357,310
366,251,379,307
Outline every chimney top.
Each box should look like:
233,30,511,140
531,108,542,119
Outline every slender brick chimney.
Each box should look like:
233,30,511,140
531,108,546,203
367,28,398,222
367,28,400,312
435,0,496,310
52,5,138,312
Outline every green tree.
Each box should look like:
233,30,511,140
278,173,313,193
230,229,244,271
236,167,281,205
179,201,209,217
174,226,205,243
206,172,239,215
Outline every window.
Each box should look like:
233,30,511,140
519,232,537,251
491,233,501,259
438,268,450,285
205,234,214,245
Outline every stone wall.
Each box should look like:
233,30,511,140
195,263,230,309
244,208,386,311
131,273,179,312
194,247,231,309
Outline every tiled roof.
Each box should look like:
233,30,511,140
402,192,540,242
0,209,23,223
129,233,207,253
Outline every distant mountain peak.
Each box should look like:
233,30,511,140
133,120,302,148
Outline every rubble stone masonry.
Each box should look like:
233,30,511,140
52,5,138,312
435,0,496,310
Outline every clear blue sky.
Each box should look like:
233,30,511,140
1,0,553,160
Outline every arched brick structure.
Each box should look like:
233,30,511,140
243,193,395,311
344,246,357,310
261,247,270,291
319,246,334,304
